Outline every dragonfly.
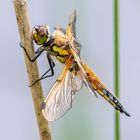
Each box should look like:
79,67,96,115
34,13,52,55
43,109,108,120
20,11,130,121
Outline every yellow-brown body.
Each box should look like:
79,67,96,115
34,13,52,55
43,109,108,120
47,31,71,63
31,11,130,118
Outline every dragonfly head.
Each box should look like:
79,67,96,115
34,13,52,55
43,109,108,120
32,25,50,45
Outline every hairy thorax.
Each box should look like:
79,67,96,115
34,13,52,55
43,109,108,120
47,33,72,63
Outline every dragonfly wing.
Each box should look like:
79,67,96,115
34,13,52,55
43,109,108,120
66,10,76,39
42,59,83,121
70,69,83,92
66,11,81,50
42,70,72,121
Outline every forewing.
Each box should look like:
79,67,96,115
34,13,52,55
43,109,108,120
42,62,83,121
66,11,81,50
66,10,76,39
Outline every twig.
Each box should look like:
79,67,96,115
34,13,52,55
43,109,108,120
13,0,52,140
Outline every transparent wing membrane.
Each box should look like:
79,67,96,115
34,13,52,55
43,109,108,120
42,59,83,121
42,70,72,121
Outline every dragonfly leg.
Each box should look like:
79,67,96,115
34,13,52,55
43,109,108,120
29,53,55,87
19,42,45,62
19,37,55,62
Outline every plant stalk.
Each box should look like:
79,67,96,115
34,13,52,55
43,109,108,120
114,0,120,140
13,0,52,140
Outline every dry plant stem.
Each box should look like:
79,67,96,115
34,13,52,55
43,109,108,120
13,0,52,140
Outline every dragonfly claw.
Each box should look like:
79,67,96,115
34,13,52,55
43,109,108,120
19,42,23,48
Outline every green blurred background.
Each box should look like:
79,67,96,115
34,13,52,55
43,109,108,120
0,0,139,140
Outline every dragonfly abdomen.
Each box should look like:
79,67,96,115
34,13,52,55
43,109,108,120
82,63,105,90
102,89,130,116
82,63,130,117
